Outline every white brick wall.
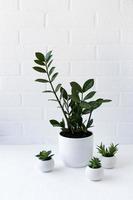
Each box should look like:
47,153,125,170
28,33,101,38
0,0,133,144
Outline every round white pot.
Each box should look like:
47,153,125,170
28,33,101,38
101,156,116,169
40,159,54,172
85,166,104,181
58,133,93,168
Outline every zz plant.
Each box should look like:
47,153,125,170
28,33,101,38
33,51,111,137
97,143,118,157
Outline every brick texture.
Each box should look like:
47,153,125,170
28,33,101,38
0,0,133,144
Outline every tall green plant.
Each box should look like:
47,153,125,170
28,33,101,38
33,51,111,135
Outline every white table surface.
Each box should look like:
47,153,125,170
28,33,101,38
0,144,132,200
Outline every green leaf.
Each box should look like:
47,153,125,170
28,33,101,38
50,119,61,127
34,60,45,66
51,72,58,82
48,59,53,67
102,99,112,103
84,91,96,100
49,67,55,76
83,79,94,92
55,84,62,93
46,51,52,62
70,82,82,93
48,99,57,102
42,90,53,93
71,92,80,103
35,79,49,83
60,119,65,128
80,102,91,109
35,52,45,61
60,87,68,100
33,67,46,73
82,109,91,115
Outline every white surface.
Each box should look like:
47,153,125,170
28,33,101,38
0,144,133,200
58,134,93,167
0,0,133,144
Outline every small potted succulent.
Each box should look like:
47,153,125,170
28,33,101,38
36,150,54,172
97,143,118,169
85,157,104,181
33,51,111,168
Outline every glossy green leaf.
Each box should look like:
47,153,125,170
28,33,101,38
60,119,65,128
35,79,49,83
51,72,58,82
55,84,62,93
48,59,53,67
84,91,96,100
33,67,46,73
83,79,94,92
35,52,45,61
60,87,68,100
82,109,91,115
46,51,52,62
102,99,112,103
34,60,45,66
48,99,57,102
70,82,82,93
71,92,80,103
49,67,55,76
50,119,61,127
42,90,53,93
80,102,91,109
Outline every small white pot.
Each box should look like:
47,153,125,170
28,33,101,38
40,159,54,172
101,156,116,169
85,166,104,181
59,133,93,168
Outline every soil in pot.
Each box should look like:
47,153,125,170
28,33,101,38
60,130,92,138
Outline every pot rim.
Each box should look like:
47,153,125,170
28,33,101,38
40,158,53,162
59,131,93,140
102,155,116,159
86,166,103,171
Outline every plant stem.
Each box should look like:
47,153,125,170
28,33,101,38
86,111,92,128
45,63,70,129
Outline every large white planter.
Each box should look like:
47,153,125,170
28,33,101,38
58,133,93,168
40,159,54,172
101,156,116,169
85,166,104,181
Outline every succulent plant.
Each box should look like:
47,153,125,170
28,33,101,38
97,143,118,157
36,150,54,161
89,157,102,169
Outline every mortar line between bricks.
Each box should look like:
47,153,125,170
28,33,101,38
119,29,123,44
119,0,123,12
68,31,71,44
94,13,98,29
17,0,20,10
67,0,71,11
43,13,47,28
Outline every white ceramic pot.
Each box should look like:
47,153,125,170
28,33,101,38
58,133,93,168
101,156,116,169
40,159,54,172
85,166,104,181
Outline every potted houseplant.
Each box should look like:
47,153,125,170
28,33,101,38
36,150,54,172
33,51,111,168
85,157,104,181
97,143,118,169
